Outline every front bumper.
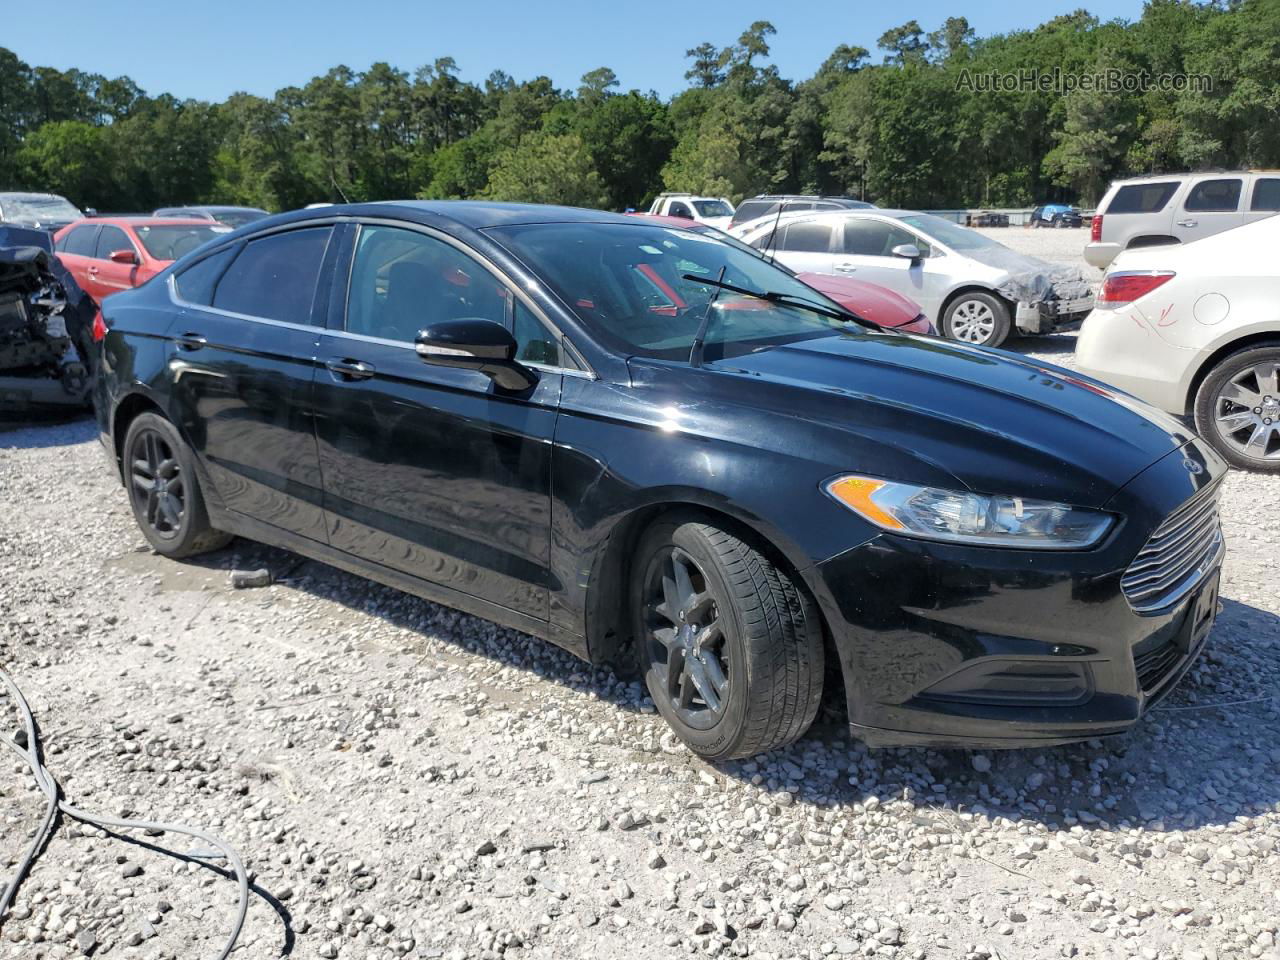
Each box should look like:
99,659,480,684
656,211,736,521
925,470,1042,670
1015,294,1096,334
808,439,1226,749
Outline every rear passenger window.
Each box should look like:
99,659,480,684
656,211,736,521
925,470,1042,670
1106,182,1178,214
63,225,98,257
175,246,238,305
212,227,331,325
779,221,831,253
1251,178,1280,212
1185,179,1242,212
94,225,134,260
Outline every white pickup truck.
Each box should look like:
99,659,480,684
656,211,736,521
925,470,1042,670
646,193,736,230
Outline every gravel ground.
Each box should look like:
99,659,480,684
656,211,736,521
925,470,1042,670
3,227,1280,960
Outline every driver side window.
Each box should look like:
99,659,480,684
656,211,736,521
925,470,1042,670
842,220,930,257
346,225,510,342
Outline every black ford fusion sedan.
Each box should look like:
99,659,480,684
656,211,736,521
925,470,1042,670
94,202,1226,759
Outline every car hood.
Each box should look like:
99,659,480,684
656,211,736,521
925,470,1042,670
796,272,921,328
960,244,1093,304
716,332,1194,507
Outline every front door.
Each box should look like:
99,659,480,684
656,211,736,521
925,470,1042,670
91,224,141,298
166,225,336,542
311,222,563,620
835,217,940,317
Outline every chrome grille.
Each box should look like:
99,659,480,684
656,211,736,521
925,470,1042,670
1121,483,1224,614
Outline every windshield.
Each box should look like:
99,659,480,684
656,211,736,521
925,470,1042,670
488,222,851,362
135,224,229,261
212,209,268,227
3,195,82,224
897,213,1001,252
692,199,734,218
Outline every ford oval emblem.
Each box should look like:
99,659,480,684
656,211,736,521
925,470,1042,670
1182,458,1204,475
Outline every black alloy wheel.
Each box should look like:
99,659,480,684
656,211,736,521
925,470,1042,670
643,545,730,730
129,426,186,540
121,412,231,557
632,516,825,760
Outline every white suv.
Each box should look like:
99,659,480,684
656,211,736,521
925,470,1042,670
1084,171,1280,269
647,193,736,230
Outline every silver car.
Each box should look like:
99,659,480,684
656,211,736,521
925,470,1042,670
734,209,1094,347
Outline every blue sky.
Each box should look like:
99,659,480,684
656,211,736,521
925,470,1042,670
5,0,1148,102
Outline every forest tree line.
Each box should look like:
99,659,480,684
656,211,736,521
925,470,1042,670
1,0,1276,215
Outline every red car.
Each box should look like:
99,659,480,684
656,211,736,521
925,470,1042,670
53,217,230,303
628,213,933,334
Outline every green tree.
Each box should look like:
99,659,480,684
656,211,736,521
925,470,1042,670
483,131,607,207
15,121,113,207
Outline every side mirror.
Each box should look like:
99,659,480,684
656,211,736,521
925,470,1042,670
109,249,138,265
891,243,922,262
415,318,537,391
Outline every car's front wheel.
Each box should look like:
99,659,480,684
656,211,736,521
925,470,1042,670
632,515,824,761
122,412,232,557
941,291,1011,348
1194,345,1280,472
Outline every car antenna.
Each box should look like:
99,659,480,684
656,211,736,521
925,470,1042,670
765,201,785,265
688,265,726,369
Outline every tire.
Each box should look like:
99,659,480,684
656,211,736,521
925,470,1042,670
121,412,232,557
1193,345,1280,472
1053,217,1064,229
631,515,824,761
941,291,1012,348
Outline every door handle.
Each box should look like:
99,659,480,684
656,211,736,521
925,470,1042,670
1176,219,1198,228
326,358,376,381
87,266,99,274
175,332,207,351
835,261,858,272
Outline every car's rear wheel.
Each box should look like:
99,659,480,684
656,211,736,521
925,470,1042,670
941,291,1011,348
1194,345,1280,472
632,515,824,761
122,412,232,557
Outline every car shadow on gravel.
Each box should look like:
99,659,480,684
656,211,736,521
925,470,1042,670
0,411,97,448
180,539,1280,839
1008,332,1077,357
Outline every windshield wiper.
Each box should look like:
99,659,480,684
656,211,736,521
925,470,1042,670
681,273,876,330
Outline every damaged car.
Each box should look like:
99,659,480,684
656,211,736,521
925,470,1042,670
736,209,1094,347
0,226,94,415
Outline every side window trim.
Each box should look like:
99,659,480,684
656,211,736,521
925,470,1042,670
341,218,593,378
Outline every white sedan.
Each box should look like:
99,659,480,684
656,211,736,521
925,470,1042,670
733,209,1094,347
1075,214,1280,472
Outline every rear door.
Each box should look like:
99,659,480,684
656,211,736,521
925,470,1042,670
167,225,338,542
1244,175,1280,225
310,221,564,620
55,223,101,298
763,217,837,275
1174,177,1245,244
92,224,142,297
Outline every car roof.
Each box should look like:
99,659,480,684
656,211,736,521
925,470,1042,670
67,216,216,228
0,191,69,201
160,204,267,212
1110,170,1280,185
260,200,640,232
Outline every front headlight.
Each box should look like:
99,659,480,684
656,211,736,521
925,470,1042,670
824,475,1114,550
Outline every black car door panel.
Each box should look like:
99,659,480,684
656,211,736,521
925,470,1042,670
166,226,337,542
311,222,562,620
